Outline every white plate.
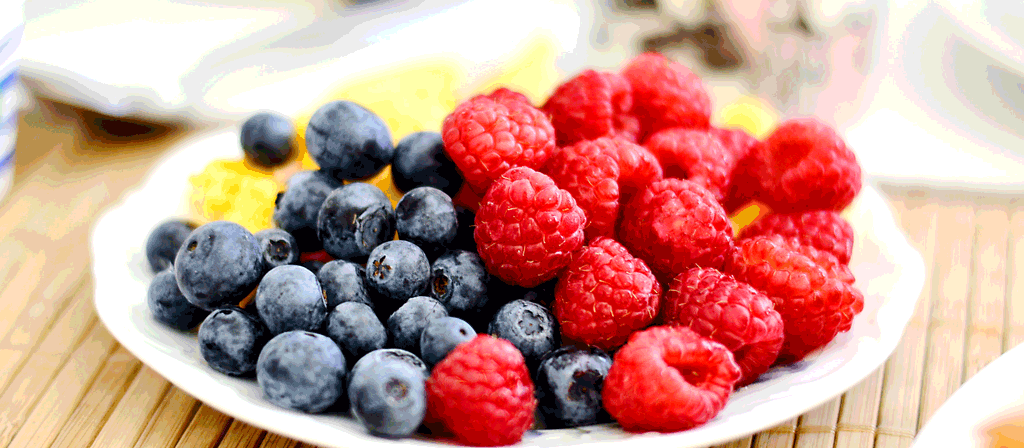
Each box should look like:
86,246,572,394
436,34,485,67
911,343,1024,447
90,128,926,448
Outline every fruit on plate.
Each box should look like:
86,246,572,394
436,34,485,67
142,51,867,443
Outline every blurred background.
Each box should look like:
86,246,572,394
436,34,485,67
2,0,1023,201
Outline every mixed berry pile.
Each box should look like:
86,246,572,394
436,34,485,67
143,52,864,445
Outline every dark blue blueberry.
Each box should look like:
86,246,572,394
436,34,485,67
419,317,476,367
392,132,462,196
535,346,613,428
257,330,347,413
305,101,394,181
174,221,263,310
317,260,374,309
254,265,327,335
301,259,326,274
395,187,457,258
198,307,269,376
317,183,395,260
387,296,447,354
349,349,428,389
449,206,477,252
147,269,208,330
488,299,559,368
254,228,299,272
366,241,430,308
145,219,197,273
241,112,294,167
430,250,489,317
350,359,426,438
325,302,387,363
274,170,341,252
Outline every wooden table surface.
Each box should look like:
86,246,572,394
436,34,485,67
1,98,1021,448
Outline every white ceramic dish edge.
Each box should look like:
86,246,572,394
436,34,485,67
90,128,926,448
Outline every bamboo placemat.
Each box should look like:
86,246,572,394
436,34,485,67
1,100,1021,448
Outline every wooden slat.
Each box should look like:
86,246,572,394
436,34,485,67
714,435,753,448
5,324,119,448
173,405,233,448
0,279,92,395
257,433,301,448
89,367,172,448
753,419,798,448
131,388,200,448
874,199,940,448
49,346,144,448
833,369,884,448
216,420,267,448
962,205,1010,380
794,398,842,448
916,203,976,428
1006,207,1024,350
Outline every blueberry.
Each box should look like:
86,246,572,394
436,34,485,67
350,359,426,438
392,132,462,196
349,349,428,388
395,187,457,258
419,317,475,367
147,269,208,330
387,296,447,354
366,241,430,308
145,219,197,273
488,299,559,368
254,228,299,272
450,206,477,252
301,259,326,274
317,183,395,260
198,307,269,376
535,346,613,428
254,265,328,335
257,331,347,413
325,302,387,363
175,221,263,310
305,101,394,181
241,112,294,167
274,170,341,252
318,260,375,309
430,250,489,316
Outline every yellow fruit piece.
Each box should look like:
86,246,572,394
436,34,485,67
715,95,779,139
189,160,284,233
730,201,769,236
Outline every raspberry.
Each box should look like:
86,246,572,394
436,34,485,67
543,137,660,241
602,326,740,432
486,87,532,106
748,118,862,213
553,238,661,351
620,178,734,281
740,210,854,264
613,139,664,200
474,167,586,287
621,53,712,139
442,88,556,195
644,128,735,201
727,234,865,362
425,335,535,446
661,267,784,386
542,70,640,146
712,127,765,213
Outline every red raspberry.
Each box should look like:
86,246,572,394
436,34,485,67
474,167,586,287
712,127,765,213
543,137,660,241
661,267,784,386
621,53,712,139
740,210,854,264
442,89,556,195
451,184,485,212
553,237,661,351
644,128,735,201
610,137,663,200
602,326,741,433
748,118,862,213
542,70,640,146
620,178,734,281
426,335,536,446
727,234,865,363
486,87,532,106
